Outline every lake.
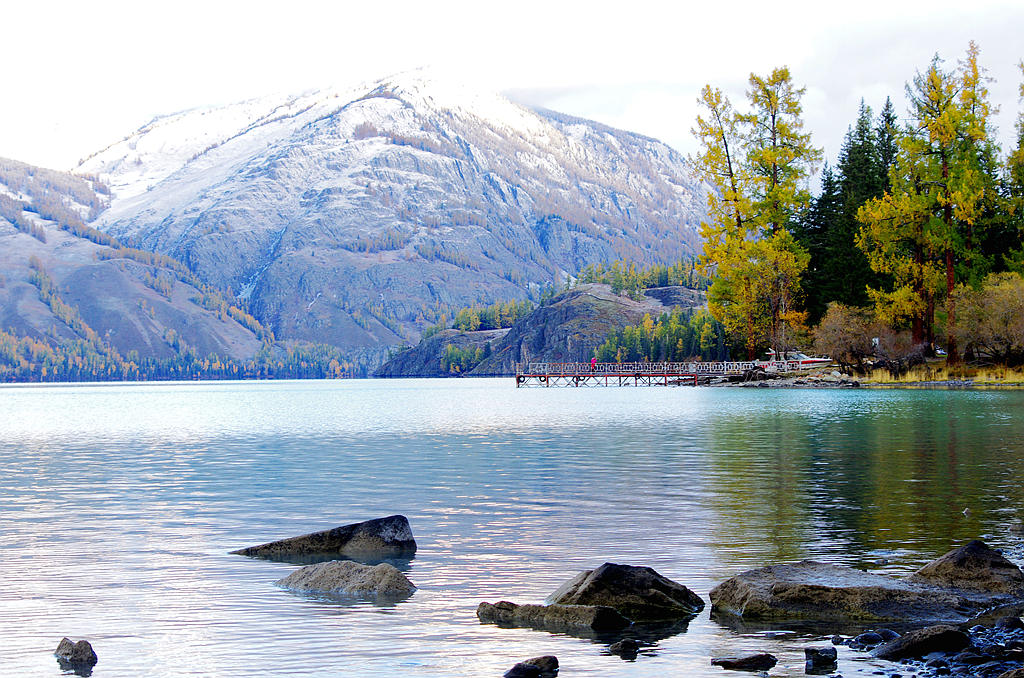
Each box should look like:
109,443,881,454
2,379,1023,677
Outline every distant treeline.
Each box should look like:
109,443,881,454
0,327,358,382
575,258,709,298
593,307,729,363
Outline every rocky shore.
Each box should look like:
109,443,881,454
60,519,1024,677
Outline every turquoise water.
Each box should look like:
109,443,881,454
2,379,1023,677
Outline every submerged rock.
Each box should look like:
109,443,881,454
548,562,704,622
870,624,971,660
477,600,630,632
231,515,417,560
609,638,640,659
275,560,415,597
710,653,777,671
709,540,1024,624
55,637,97,670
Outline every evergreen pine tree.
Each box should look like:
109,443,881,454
875,97,900,187
793,163,842,322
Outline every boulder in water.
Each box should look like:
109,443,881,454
477,600,630,632
275,560,415,597
231,515,416,560
55,638,97,670
548,562,704,622
709,540,1024,624
911,540,1024,594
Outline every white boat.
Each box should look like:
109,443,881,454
758,350,834,371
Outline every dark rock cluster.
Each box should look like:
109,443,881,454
831,617,1024,677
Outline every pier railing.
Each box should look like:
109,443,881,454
520,361,759,376
513,360,813,387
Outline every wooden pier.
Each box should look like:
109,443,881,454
515,361,761,387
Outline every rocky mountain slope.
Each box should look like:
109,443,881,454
0,157,262,363
375,283,706,377
79,72,707,359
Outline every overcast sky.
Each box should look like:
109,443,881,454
5,0,1023,176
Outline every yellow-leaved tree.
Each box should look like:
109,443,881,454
691,68,821,358
857,43,1000,360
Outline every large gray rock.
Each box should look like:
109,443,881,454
231,515,416,560
548,562,704,622
911,540,1024,594
709,540,1024,624
477,600,630,632
55,637,98,667
275,560,415,597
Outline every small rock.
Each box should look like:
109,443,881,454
521,655,558,674
275,560,415,597
876,628,901,641
852,632,885,648
710,653,778,671
609,639,640,658
871,624,971,660
996,616,1024,631
805,646,838,674
996,668,1024,678
54,637,97,666
504,663,541,678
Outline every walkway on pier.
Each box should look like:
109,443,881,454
515,361,760,387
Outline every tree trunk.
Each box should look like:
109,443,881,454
945,248,959,363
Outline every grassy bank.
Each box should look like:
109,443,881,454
861,362,1024,387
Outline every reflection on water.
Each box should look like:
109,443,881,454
1,379,1023,676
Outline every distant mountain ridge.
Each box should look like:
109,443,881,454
79,71,707,361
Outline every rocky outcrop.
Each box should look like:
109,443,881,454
870,624,971,660
275,560,415,597
55,638,97,670
548,562,705,622
710,653,777,671
231,515,417,560
476,600,630,633
374,328,508,377
376,284,707,378
469,285,705,376
709,541,1024,624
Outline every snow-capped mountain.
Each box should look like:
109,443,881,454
80,71,707,351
